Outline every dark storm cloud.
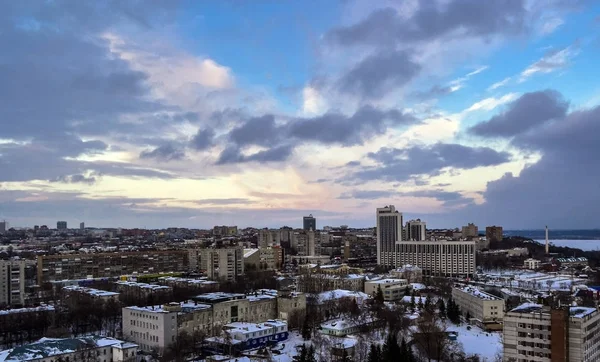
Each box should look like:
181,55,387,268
140,144,186,162
338,188,474,207
337,50,421,99
215,145,294,165
412,85,455,101
348,143,510,183
190,128,216,151
287,106,416,146
228,115,282,146
326,1,529,47
217,106,416,165
469,90,568,137
50,174,97,185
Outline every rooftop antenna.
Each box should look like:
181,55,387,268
545,226,549,255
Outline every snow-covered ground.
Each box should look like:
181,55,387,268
479,270,586,292
446,324,502,361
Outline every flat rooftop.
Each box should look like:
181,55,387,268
126,301,211,314
510,303,597,319
455,286,501,301
62,285,119,297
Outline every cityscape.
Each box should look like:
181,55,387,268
2,211,600,361
2,1,600,362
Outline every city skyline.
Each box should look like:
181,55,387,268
1,1,600,229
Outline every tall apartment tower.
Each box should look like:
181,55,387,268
57,221,67,230
406,219,426,241
303,214,316,231
0,221,6,234
461,223,478,238
485,226,503,244
376,205,403,266
80,222,85,231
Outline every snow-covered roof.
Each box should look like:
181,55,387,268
569,307,596,318
401,296,428,304
510,303,597,319
62,285,119,297
410,283,426,290
115,281,171,290
367,278,406,285
0,336,137,362
126,301,211,314
454,286,501,301
317,289,369,303
243,248,259,258
0,305,54,316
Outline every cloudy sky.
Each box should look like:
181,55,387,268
1,0,600,229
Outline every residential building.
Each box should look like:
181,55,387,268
0,336,138,362
62,285,120,303
156,277,219,294
257,229,280,247
0,221,5,234
213,226,238,237
390,264,423,283
364,279,408,301
57,221,67,230
0,259,36,307
486,226,503,244
195,247,244,281
320,317,379,337
452,286,504,330
303,214,316,231
503,304,600,362
37,250,190,283
115,281,173,301
376,205,403,266
79,222,85,231
395,240,476,276
276,289,306,322
406,219,426,241
292,230,316,256
462,223,479,238
243,247,283,271
0,306,56,347
524,258,541,270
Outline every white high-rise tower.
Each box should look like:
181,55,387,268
545,226,549,254
376,205,403,266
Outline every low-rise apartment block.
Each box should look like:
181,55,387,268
206,320,288,353
364,279,408,301
37,251,190,283
452,286,504,330
390,264,423,283
503,303,600,362
115,281,173,300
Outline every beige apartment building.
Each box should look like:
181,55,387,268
395,240,476,276
503,304,600,362
452,286,504,329
191,247,244,281
364,279,408,301
243,247,283,271
37,251,189,283
0,259,36,307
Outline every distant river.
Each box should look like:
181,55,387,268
532,240,600,251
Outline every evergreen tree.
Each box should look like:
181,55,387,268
375,285,385,304
368,344,382,362
417,296,424,310
382,333,400,362
293,344,308,362
409,293,416,310
301,314,312,340
466,310,472,322
404,286,410,296
438,298,446,318
306,345,316,362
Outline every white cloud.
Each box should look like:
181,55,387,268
301,86,327,116
487,77,512,91
464,93,519,113
519,45,578,82
539,17,564,35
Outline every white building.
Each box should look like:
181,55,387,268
376,205,403,266
191,247,244,281
320,316,378,337
406,219,426,241
524,258,541,270
503,304,600,362
390,264,423,283
395,240,476,276
206,320,288,352
364,278,408,301
452,286,504,329
0,259,36,307
0,336,138,362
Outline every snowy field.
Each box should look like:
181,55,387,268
446,324,502,361
534,239,600,251
479,270,586,291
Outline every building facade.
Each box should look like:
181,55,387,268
303,214,316,231
462,223,479,238
524,258,541,270
0,259,36,307
57,221,67,230
452,286,504,329
195,247,244,281
364,279,408,301
486,226,503,244
503,304,600,362
376,205,403,266
406,219,426,241
395,240,476,276
37,251,190,284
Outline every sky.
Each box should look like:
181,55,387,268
1,0,600,230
